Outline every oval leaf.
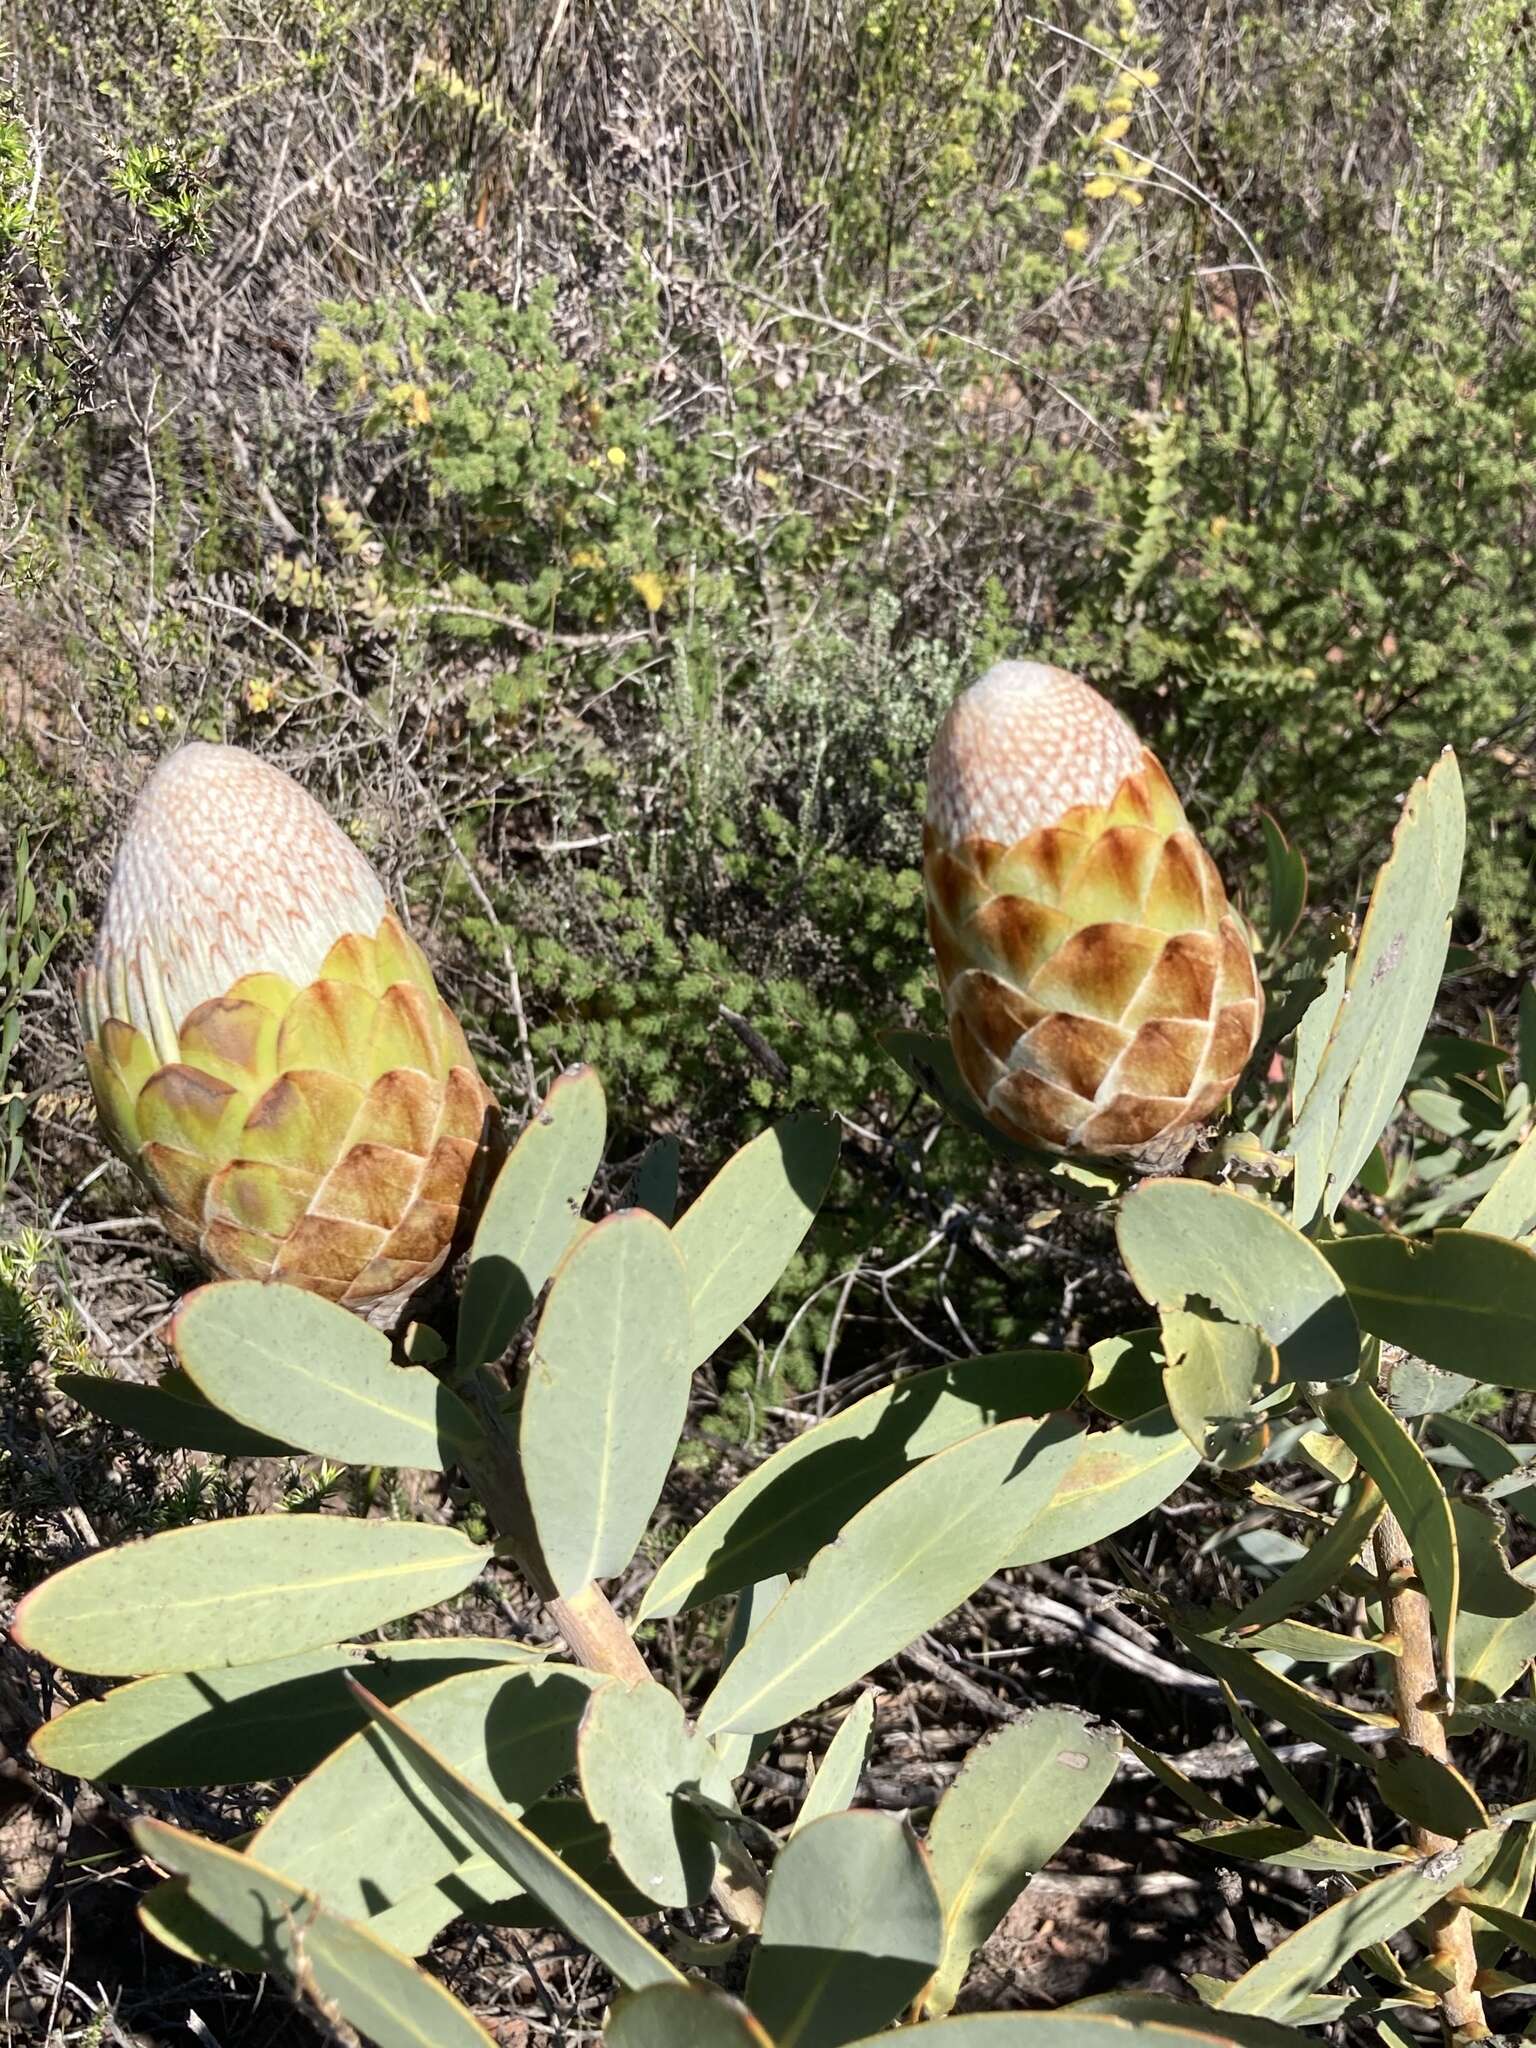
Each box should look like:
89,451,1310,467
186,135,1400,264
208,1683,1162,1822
630,1136,681,1224
173,1281,480,1470
674,1113,839,1370
347,1679,683,1991
1160,1310,1279,1470
1005,1408,1200,1569
1468,1126,1536,1240
1290,749,1465,1227
698,1413,1085,1739
1229,1474,1383,1631
1323,1228,1536,1387
54,1368,292,1457
1117,1181,1359,1385
1316,1380,1459,1692
459,1065,606,1372
577,1679,736,1907
1216,1828,1501,2016
1450,1498,1536,1705
366,1796,664,1955
251,1662,598,1917
608,1986,773,2048
30,1637,544,1786
1372,1750,1487,1838
522,1208,691,1593
923,1709,1121,2019
13,1515,488,1676
640,1351,1088,1622
135,1818,497,2048
745,1810,943,2048
1065,1998,1344,2045
793,1691,877,1836
1259,811,1307,954
1085,1329,1165,1422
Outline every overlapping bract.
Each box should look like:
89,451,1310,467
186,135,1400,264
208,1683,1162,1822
79,745,497,1311
924,662,1262,1170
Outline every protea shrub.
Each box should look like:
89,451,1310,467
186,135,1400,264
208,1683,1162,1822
78,743,498,1315
924,662,1263,1172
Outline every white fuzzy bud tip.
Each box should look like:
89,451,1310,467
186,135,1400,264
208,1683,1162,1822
84,743,389,1058
927,661,1144,846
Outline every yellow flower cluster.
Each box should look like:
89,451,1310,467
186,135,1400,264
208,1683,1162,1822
1061,3,1159,256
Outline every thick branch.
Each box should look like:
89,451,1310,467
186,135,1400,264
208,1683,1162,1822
1373,1507,1488,2043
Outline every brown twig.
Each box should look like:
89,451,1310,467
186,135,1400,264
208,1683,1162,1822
1373,1504,1488,2043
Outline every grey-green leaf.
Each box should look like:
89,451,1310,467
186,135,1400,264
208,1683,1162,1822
1215,1829,1501,2016
1085,1329,1165,1421
673,1112,839,1370
1466,1823,1536,1969
173,1281,480,1470
13,1514,488,1676
1290,942,1349,1122
1323,1229,1536,1387
607,1986,774,2047
1228,1474,1383,1631
348,1679,683,1991
459,1065,606,1372
840,2004,1313,2044
697,1414,1084,1739
1180,1822,1402,1875
521,1207,692,1593
639,1351,1088,1622
711,1575,793,1783
577,1679,736,1907
54,1367,293,1457
1117,1181,1359,1385
1317,1380,1459,1692
1172,1620,1391,1763
745,1810,943,2048
1067,1996,1345,2045
29,1637,544,1786
1466,1125,1536,1240
1450,1498,1536,1705
1160,1310,1279,1470
794,1691,876,1836
1289,749,1465,1228
630,1136,681,1223
135,1819,497,2048
923,1709,1120,2018
1259,811,1307,954
364,1796,664,1955
251,1663,598,1918
1004,1408,1200,1569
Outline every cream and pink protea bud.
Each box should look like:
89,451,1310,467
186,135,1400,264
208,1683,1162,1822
77,743,499,1314
924,662,1263,1173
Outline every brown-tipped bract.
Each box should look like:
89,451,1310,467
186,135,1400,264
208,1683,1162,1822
78,744,497,1312
924,662,1262,1171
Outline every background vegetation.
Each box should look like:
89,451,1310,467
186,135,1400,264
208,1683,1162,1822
4,0,1536,2039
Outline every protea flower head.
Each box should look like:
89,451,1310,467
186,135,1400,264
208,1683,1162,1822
78,743,498,1314
924,662,1262,1172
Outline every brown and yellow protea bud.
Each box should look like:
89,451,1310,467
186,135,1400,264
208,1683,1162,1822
78,743,498,1314
924,662,1263,1172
